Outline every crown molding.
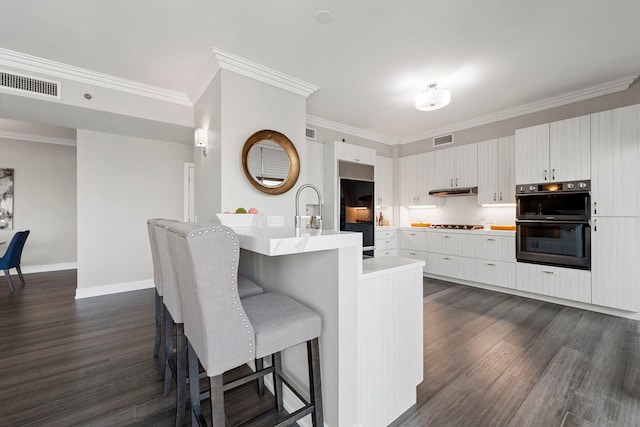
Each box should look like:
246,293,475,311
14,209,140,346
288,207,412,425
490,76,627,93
305,114,391,144
0,48,192,106
0,130,76,146
398,76,636,144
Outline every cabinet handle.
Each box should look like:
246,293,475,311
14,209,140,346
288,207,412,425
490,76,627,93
450,178,454,187
493,192,497,201
443,257,451,260
486,263,496,266
499,192,503,201
486,238,496,241
354,157,360,162
444,235,450,238
410,233,416,236
544,169,548,181
552,168,556,180
542,270,554,274
409,252,416,255
455,178,459,187
593,218,597,232
594,202,597,215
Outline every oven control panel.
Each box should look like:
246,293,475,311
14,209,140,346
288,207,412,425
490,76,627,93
516,180,590,194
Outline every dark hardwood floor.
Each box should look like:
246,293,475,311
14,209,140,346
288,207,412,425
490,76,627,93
1,271,639,426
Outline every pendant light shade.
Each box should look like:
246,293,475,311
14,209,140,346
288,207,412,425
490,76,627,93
415,82,451,111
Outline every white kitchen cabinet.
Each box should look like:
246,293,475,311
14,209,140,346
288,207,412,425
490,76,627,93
515,116,590,184
399,153,435,207
398,155,416,207
515,123,549,184
305,139,324,208
591,217,640,312
427,231,474,257
470,259,516,289
375,229,398,257
335,141,376,165
433,144,477,189
591,104,640,217
427,253,470,281
398,229,427,252
471,234,515,262
477,136,515,205
375,155,393,207
549,115,591,181
515,263,591,304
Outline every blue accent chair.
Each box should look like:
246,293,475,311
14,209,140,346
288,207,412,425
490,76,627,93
0,230,30,293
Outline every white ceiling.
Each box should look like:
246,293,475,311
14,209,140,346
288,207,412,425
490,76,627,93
1,0,639,144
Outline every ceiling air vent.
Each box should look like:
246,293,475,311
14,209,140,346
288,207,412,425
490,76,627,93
305,127,317,140
433,133,453,147
0,70,60,99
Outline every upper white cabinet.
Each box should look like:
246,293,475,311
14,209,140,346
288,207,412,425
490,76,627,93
375,155,393,207
515,116,590,184
477,136,515,205
433,143,477,189
399,152,437,206
335,142,376,165
591,104,640,217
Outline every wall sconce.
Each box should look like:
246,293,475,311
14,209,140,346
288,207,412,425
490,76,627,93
195,128,208,156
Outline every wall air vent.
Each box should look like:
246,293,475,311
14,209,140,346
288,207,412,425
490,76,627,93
433,133,453,147
0,70,60,99
305,127,317,140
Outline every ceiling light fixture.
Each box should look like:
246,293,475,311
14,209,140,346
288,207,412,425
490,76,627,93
415,82,451,111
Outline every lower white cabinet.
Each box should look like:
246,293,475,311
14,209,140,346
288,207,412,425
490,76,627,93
428,232,473,257
399,230,427,252
470,259,516,289
427,253,470,281
471,234,515,262
515,263,591,304
591,216,640,312
375,229,398,257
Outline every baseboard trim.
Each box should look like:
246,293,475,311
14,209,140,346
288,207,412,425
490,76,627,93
75,279,154,300
21,262,77,274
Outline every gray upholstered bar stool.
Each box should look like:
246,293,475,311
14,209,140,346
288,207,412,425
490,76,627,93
147,218,170,380
155,220,265,426
167,223,323,427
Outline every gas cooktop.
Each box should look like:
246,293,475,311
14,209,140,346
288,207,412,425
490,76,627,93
430,224,485,230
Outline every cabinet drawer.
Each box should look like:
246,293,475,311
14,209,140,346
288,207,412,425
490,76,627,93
427,232,473,257
472,235,515,262
375,230,397,240
470,259,515,289
374,249,398,258
426,253,470,281
399,230,427,252
376,238,396,250
516,263,591,303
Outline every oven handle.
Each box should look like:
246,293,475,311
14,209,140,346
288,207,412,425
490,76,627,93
516,220,591,225
515,190,590,197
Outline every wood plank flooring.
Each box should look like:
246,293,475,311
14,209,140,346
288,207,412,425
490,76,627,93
1,271,640,426
393,277,640,427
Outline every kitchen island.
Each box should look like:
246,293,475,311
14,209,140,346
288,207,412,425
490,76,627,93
232,226,424,427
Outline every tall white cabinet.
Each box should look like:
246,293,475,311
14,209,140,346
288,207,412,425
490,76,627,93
398,152,437,207
515,116,590,184
375,155,393,207
590,104,640,312
477,136,515,205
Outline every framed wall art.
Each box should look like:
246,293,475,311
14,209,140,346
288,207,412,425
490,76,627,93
0,168,14,230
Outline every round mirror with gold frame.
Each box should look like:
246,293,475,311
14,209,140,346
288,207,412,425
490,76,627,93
242,129,300,195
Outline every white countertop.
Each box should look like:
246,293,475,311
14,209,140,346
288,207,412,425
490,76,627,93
396,226,515,236
362,256,425,278
232,226,362,256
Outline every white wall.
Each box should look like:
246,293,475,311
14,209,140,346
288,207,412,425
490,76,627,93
0,137,77,269
194,70,308,225
76,130,192,296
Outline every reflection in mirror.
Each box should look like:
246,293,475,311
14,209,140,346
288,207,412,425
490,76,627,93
242,129,300,195
246,140,291,187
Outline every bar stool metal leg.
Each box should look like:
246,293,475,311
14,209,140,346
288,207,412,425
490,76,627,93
154,291,162,357
308,338,324,427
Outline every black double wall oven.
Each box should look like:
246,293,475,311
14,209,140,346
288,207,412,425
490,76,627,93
515,180,591,270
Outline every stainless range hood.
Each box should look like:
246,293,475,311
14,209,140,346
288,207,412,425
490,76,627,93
428,187,478,197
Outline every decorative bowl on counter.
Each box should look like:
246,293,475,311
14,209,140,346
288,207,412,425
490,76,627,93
216,213,264,227
490,225,516,231
410,222,432,227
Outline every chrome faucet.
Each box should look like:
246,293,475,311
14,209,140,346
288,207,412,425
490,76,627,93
295,184,323,230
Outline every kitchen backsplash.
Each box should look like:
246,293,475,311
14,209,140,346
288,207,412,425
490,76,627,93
400,196,515,227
